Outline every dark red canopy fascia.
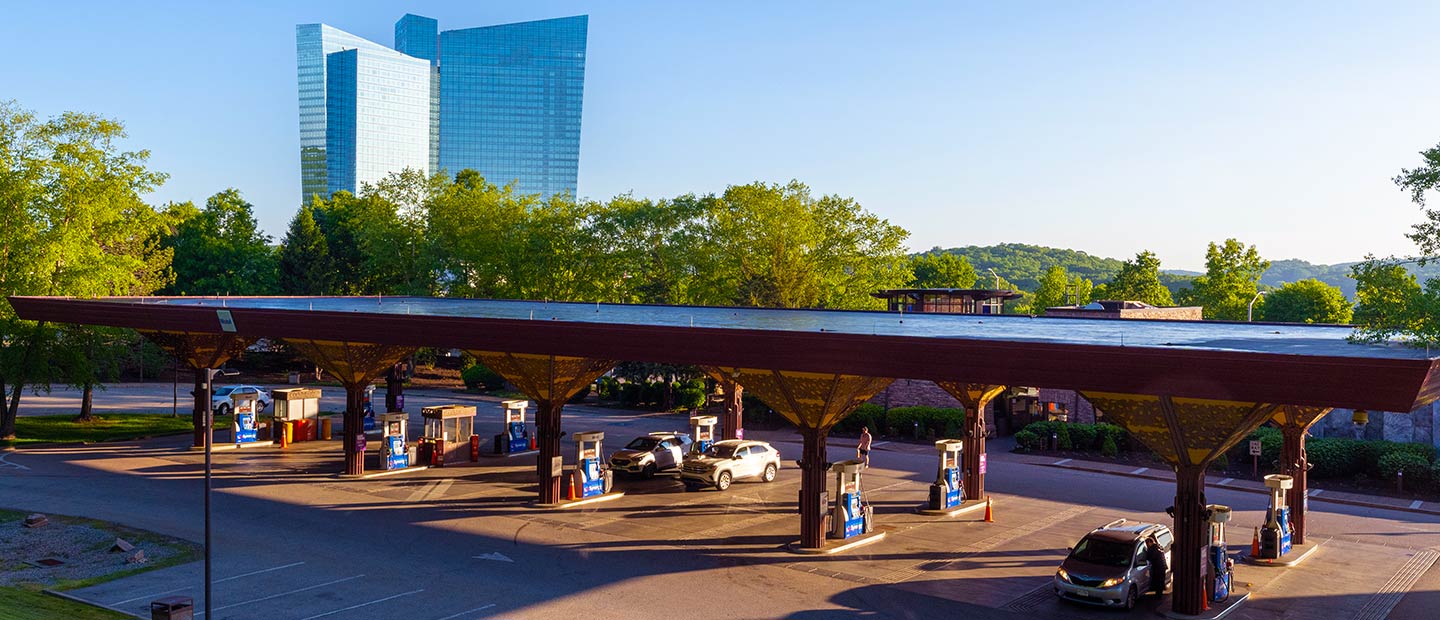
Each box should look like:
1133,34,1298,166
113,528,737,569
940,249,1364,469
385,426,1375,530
10,295,1439,412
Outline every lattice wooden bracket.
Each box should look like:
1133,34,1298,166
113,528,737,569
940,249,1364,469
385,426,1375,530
469,351,614,404
1272,404,1333,431
284,339,415,387
701,367,893,431
140,330,254,369
1082,392,1277,467
934,382,1006,420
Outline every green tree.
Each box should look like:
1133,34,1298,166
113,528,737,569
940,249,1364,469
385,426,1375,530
1029,266,1093,314
0,101,171,439
908,252,978,289
1262,279,1353,324
1178,239,1271,320
589,193,707,304
167,189,277,295
277,204,333,295
1350,260,1435,343
1093,251,1174,306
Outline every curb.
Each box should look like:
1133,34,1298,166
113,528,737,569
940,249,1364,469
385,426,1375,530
1037,461,1440,517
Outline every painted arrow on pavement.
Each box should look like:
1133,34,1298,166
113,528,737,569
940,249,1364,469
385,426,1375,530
473,552,514,562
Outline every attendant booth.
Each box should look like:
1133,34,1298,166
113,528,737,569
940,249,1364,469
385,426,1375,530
230,390,261,445
421,405,475,466
376,412,411,470
272,388,322,447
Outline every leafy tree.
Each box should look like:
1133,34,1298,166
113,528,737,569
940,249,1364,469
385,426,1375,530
1262,279,1353,324
1395,140,1440,254
277,205,333,295
0,101,170,439
589,193,707,304
1028,266,1093,314
908,252,978,289
1093,251,1174,306
1350,260,1434,344
358,168,443,295
1177,239,1270,320
167,189,277,295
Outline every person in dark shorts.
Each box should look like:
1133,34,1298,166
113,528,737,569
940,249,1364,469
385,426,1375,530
858,427,873,467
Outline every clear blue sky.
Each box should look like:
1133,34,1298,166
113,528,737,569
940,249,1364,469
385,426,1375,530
4,1,1439,271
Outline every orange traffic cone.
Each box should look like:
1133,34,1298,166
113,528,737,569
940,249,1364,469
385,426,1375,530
1250,526,1260,557
983,497,994,522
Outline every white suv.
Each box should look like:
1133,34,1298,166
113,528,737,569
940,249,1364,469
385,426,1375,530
680,440,782,491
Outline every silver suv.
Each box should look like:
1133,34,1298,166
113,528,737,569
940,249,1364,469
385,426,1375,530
679,440,782,491
1054,519,1173,610
609,432,693,478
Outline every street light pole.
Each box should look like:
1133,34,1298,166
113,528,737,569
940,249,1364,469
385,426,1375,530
1247,291,1268,322
203,367,213,619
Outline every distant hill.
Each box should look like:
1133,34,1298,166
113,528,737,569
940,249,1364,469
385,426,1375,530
927,244,1440,299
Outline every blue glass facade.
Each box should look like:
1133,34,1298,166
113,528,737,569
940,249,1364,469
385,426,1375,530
298,15,587,202
439,16,588,198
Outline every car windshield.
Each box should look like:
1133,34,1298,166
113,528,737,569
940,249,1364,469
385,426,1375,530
625,437,659,451
704,444,739,458
1070,537,1134,567
213,387,235,396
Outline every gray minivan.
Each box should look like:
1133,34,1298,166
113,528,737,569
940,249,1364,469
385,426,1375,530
1054,520,1174,609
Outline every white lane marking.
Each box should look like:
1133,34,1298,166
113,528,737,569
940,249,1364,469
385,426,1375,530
1351,549,1440,620
1309,489,1323,497
473,552,513,562
433,603,497,620
406,480,441,502
1129,467,1148,475
0,452,30,470
871,441,890,447
1410,500,1424,509
1052,458,1072,466
299,588,425,620
423,479,454,501
199,574,364,615
1218,478,1234,485
111,561,306,605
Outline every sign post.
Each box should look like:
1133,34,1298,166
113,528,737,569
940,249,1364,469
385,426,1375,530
1249,440,1262,477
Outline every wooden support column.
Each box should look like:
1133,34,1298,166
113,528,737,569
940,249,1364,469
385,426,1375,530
935,383,1005,502
1082,392,1277,616
469,352,615,505
384,362,405,412
1274,405,1331,545
284,339,415,476
701,367,892,549
139,331,252,448
721,374,744,440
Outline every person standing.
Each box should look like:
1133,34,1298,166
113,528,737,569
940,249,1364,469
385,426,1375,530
858,427,873,467
1145,537,1169,595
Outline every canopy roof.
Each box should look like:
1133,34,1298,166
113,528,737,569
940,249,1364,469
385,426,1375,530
11,296,1439,411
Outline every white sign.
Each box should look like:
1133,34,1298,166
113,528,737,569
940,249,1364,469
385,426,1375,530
216,310,236,332
1249,440,1262,456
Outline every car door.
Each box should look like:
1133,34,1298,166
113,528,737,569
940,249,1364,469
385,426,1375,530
743,445,767,478
1131,543,1151,593
657,439,679,468
730,446,753,478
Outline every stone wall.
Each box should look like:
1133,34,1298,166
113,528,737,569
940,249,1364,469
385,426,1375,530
1311,404,1439,447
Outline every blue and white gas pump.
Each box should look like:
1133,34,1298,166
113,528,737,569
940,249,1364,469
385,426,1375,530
230,391,259,445
362,384,377,432
929,439,964,510
1207,504,1233,602
831,460,873,539
377,412,409,470
1260,474,1294,559
689,415,717,456
572,431,613,499
495,399,533,454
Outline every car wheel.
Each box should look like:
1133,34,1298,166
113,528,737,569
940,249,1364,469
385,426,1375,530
216,404,230,417
715,471,733,491
761,463,777,483
642,463,657,479
1124,585,1137,610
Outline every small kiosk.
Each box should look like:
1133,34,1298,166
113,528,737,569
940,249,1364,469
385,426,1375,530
830,460,873,539
1207,504,1233,602
272,388,321,447
230,390,261,445
927,439,964,511
570,431,613,499
1259,474,1294,559
492,400,534,455
689,415,716,455
376,412,410,470
421,405,475,466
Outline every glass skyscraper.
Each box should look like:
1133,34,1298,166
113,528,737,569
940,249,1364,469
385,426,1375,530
296,14,588,202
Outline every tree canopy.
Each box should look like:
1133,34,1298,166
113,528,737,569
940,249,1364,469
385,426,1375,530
1262,278,1353,324
1092,251,1174,306
166,189,277,295
907,252,978,289
1177,239,1270,320
1027,265,1093,314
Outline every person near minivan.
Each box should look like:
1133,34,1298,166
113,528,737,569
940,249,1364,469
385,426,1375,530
1145,536,1168,595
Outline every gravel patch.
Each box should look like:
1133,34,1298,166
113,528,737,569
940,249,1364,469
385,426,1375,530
0,511,199,588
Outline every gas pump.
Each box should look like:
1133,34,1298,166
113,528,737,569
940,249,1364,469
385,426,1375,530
928,439,964,510
362,384,377,432
377,412,409,470
1207,504,1234,603
493,400,533,454
1260,474,1294,558
689,415,717,456
571,431,613,499
230,391,259,445
830,460,873,539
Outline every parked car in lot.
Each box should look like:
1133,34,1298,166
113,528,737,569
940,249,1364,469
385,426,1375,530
209,385,272,416
609,432,693,478
1054,519,1173,610
680,439,781,491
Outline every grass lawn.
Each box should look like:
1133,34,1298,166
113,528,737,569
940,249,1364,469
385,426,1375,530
2,413,230,448
0,587,129,620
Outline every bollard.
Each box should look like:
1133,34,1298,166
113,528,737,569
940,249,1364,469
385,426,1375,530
1051,433,1058,451
1397,469,1404,493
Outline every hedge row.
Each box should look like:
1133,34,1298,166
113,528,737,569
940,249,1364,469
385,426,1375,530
833,404,968,438
1013,421,1131,456
596,376,707,411
1233,426,1438,485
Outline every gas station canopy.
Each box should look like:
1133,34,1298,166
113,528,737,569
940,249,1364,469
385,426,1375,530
9,295,1440,412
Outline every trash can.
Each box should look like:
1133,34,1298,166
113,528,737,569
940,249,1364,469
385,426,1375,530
151,596,193,620
320,417,333,441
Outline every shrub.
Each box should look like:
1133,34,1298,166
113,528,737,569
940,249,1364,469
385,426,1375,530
1306,437,1360,478
676,386,706,411
1094,423,1129,451
619,382,643,406
460,363,504,391
1378,452,1431,488
835,403,885,434
1100,434,1118,457
1068,424,1098,450
1013,429,1040,451
1211,453,1229,471
1056,424,1073,450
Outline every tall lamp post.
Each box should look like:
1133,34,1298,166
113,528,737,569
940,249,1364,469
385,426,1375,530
1247,291,1268,322
202,367,237,618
